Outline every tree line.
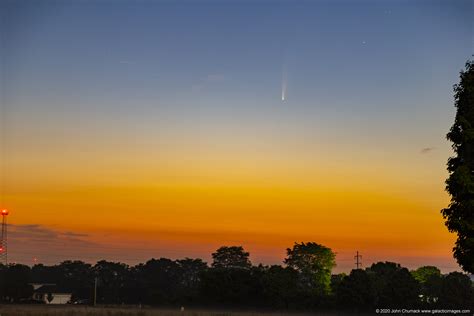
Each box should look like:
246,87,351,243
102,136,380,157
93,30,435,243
0,242,473,311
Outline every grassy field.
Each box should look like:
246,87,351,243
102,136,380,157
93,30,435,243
0,305,363,316
0,305,362,316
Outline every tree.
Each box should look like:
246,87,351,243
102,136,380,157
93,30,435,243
411,266,441,284
211,246,251,269
4,264,34,302
443,59,474,273
284,242,336,296
411,266,442,305
56,261,93,301
93,260,130,304
367,262,420,308
200,264,264,306
438,272,474,309
330,273,346,294
337,269,374,309
176,258,208,303
262,265,299,309
137,258,182,304
0,264,7,301
31,264,61,284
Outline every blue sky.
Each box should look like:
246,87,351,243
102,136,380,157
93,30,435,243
2,1,472,141
2,1,473,173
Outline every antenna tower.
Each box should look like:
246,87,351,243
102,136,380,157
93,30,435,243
0,209,9,265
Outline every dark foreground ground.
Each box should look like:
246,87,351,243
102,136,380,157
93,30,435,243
0,305,375,316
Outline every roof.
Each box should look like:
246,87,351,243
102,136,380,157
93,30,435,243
34,284,72,295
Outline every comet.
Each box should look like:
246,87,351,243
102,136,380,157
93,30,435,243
281,66,287,101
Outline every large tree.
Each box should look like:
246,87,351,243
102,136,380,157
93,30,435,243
176,258,208,303
411,266,441,284
367,262,420,308
438,272,474,309
262,265,300,309
411,266,442,305
56,260,93,300
337,269,374,309
443,59,474,273
93,260,130,304
4,264,34,302
138,258,181,304
284,242,336,295
211,246,252,269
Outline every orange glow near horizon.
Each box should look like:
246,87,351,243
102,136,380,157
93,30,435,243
2,138,459,271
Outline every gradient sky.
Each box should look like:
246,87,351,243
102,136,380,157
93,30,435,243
1,0,473,272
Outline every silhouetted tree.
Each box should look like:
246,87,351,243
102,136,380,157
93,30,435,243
176,258,208,304
411,266,441,284
200,265,265,306
31,264,61,284
0,264,7,301
367,262,420,308
211,246,251,269
262,265,299,309
443,59,474,274
438,272,474,308
337,269,374,310
93,260,130,304
138,258,181,305
125,263,146,304
56,261,93,301
284,242,336,296
4,264,33,302
330,273,346,294
411,266,443,305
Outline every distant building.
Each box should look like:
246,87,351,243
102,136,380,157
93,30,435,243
30,283,72,304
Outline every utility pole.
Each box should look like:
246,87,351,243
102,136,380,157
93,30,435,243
354,251,362,270
93,277,97,306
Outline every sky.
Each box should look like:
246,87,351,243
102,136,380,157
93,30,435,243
1,0,473,272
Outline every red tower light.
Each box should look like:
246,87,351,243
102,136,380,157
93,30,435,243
1,209,8,216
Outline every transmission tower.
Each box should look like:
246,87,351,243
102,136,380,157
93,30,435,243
354,250,362,270
0,209,8,265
